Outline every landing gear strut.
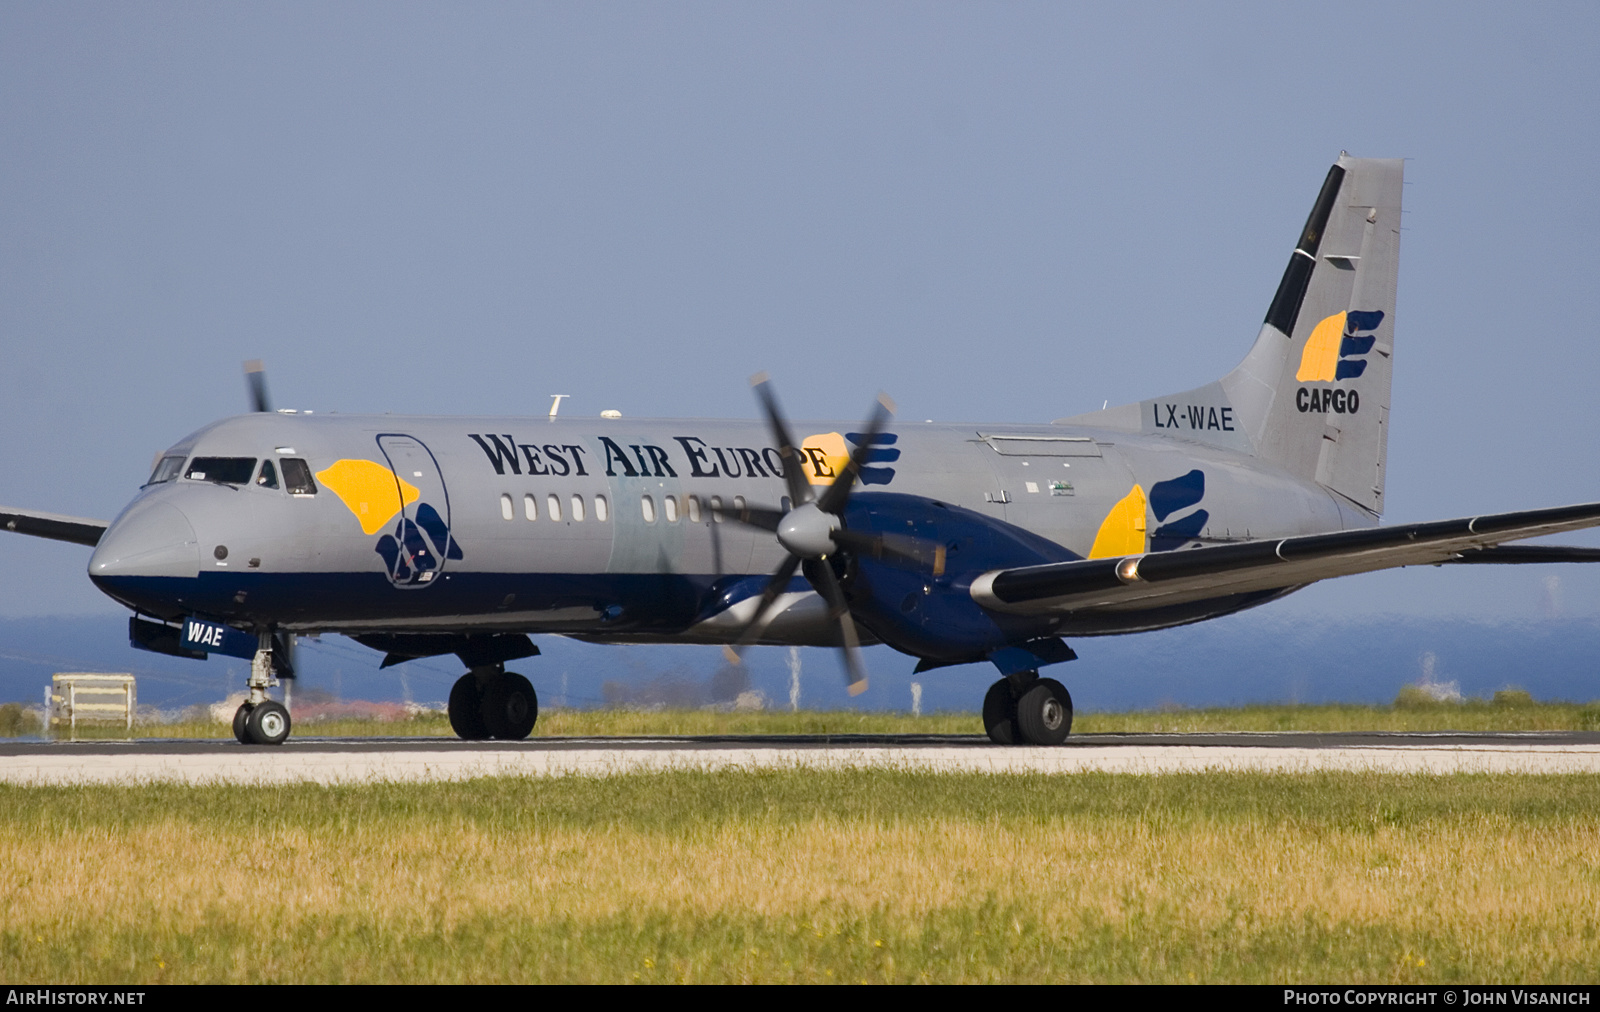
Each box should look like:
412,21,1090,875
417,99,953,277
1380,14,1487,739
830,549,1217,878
234,630,292,746
983,671,1073,746
448,666,538,740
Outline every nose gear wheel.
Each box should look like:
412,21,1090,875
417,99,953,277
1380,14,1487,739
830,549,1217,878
233,699,291,745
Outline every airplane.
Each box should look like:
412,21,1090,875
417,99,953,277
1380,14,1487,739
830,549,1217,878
7,153,1600,747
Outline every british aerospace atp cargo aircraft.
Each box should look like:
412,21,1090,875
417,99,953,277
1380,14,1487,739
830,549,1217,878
7,154,1600,746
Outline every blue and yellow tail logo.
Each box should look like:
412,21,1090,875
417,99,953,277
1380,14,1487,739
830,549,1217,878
1296,310,1384,382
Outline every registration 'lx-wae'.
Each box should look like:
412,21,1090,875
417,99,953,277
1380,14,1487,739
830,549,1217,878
8,155,1600,745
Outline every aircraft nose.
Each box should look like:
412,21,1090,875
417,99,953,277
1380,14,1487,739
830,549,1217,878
88,501,200,582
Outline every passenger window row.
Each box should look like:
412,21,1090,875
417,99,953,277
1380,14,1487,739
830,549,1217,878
496,492,755,525
500,493,610,523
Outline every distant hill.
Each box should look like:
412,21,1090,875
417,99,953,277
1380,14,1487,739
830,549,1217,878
3,611,1598,714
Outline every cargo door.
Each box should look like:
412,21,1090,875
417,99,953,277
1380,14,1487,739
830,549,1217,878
375,433,462,588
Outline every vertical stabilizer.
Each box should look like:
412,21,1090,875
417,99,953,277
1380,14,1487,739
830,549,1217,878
1060,155,1403,516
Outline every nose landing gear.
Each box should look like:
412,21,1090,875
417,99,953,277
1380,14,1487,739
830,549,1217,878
448,666,538,740
234,630,293,746
982,671,1073,746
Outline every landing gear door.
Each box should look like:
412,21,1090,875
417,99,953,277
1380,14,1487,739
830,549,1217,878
375,433,461,588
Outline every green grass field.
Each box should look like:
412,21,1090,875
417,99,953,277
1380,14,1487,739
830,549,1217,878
24,696,1600,739
2,770,1599,983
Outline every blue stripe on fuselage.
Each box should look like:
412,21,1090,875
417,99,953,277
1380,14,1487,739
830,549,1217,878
93,570,725,633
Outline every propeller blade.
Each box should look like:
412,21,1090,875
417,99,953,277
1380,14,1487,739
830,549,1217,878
806,558,869,695
816,392,895,515
731,380,890,695
751,373,815,508
721,553,804,664
831,528,947,576
835,607,868,696
244,360,272,413
719,503,784,533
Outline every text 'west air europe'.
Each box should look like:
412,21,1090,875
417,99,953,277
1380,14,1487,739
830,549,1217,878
467,435,814,481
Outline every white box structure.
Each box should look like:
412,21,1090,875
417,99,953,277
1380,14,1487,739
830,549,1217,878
50,673,135,739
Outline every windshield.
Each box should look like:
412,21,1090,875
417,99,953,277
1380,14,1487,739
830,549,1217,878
280,458,318,495
185,457,258,485
146,455,186,486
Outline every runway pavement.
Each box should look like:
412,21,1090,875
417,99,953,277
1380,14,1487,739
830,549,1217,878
3,731,1600,783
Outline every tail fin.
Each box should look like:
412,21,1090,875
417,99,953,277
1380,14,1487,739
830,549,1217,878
1060,155,1403,516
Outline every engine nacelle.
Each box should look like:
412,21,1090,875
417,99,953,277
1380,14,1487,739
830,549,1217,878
836,493,1077,664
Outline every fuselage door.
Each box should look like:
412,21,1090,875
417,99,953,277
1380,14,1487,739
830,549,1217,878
375,433,460,588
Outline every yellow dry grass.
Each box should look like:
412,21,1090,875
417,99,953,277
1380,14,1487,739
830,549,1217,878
3,776,1599,982
12,817,1597,931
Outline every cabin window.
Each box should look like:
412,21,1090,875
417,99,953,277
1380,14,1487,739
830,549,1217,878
280,458,318,495
664,495,678,523
709,496,723,523
186,457,257,485
571,494,586,522
641,495,656,523
594,495,609,522
547,493,562,522
146,455,185,486
500,493,514,520
524,493,538,521
686,495,702,523
781,496,791,512
733,495,747,521
256,460,279,489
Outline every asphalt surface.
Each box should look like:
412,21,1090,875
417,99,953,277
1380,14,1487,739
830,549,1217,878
4,729,1600,755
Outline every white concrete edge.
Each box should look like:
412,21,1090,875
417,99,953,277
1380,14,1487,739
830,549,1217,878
3,744,1600,786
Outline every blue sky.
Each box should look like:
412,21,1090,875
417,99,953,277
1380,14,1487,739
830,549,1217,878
3,2,1599,631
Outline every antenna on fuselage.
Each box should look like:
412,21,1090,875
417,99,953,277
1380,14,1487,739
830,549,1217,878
548,394,570,418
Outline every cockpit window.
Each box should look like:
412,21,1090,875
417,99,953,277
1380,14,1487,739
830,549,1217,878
185,457,257,485
280,458,318,495
146,455,186,486
256,459,279,489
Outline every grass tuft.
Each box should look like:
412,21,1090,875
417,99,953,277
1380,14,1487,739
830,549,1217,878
0,703,42,738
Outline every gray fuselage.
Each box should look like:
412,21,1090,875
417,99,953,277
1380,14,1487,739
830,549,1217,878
86,411,1369,649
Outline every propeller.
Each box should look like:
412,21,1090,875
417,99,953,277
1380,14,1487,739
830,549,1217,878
721,374,942,696
244,360,272,413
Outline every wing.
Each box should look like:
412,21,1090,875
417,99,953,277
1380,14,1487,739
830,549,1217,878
0,506,109,547
1445,545,1600,564
970,501,1600,615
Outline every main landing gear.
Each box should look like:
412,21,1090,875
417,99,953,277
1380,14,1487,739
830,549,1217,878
234,631,292,746
448,666,539,740
982,671,1073,746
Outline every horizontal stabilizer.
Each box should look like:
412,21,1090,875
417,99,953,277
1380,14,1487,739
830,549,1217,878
0,506,109,547
970,501,1600,616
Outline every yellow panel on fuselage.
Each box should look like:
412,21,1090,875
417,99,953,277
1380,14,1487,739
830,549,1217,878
799,432,851,486
1089,484,1148,559
316,459,420,536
